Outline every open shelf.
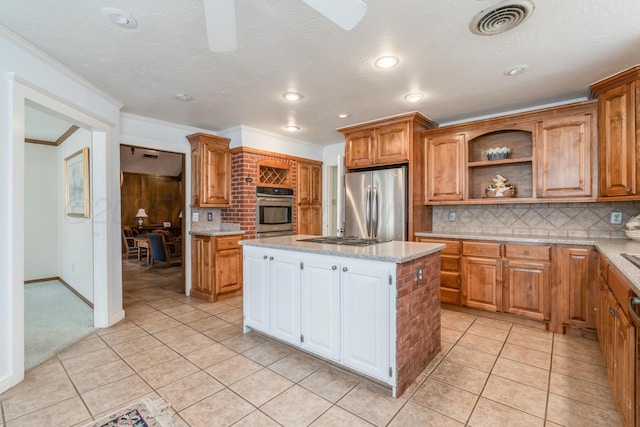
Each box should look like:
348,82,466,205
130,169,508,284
467,129,533,200
468,156,533,168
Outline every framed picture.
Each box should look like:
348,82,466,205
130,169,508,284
65,147,90,217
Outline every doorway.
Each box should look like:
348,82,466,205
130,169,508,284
119,144,186,294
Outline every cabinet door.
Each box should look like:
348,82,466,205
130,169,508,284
376,122,410,165
341,261,391,382
503,259,549,321
191,236,213,301
561,247,597,329
426,134,465,201
269,252,301,346
297,163,312,204
215,249,242,296
243,249,270,333
345,129,375,168
598,82,637,197
614,308,635,427
202,142,231,205
536,114,593,198
310,164,322,205
461,256,502,312
301,257,341,360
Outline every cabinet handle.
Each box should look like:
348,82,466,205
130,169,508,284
503,262,508,268
629,297,640,326
477,247,483,252
263,255,268,259
626,187,632,192
332,265,337,270
269,256,274,260
523,250,529,256
343,267,348,272
609,308,617,317
496,263,501,267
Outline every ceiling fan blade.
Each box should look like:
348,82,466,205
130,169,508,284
203,0,237,52
302,0,367,30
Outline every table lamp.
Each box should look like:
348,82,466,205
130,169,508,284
136,208,148,228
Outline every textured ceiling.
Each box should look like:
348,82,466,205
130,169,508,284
4,0,640,146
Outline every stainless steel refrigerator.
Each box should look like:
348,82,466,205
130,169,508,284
344,166,407,241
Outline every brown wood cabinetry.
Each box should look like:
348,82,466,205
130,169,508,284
596,256,635,427
422,101,597,205
536,113,593,198
339,112,438,237
416,238,461,304
343,122,411,168
461,253,502,312
191,234,243,302
425,134,464,202
590,66,640,200
559,247,597,331
503,244,551,321
297,161,322,235
187,133,231,207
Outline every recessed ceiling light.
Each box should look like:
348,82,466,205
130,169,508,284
337,113,350,119
374,56,400,69
100,7,137,29
173,93,193,102
404,93,424,102
285,125,300,132
282,92,304,101
505,64,529,76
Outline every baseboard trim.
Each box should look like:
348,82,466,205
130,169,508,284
24,277,94,309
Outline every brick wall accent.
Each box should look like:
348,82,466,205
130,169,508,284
395,252,441,396
221,149,300,239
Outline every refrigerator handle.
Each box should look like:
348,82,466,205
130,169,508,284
372,185,379,238
365,186,371,238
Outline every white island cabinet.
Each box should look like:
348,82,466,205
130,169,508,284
241,235,444,397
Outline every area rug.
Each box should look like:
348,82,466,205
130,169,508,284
83,398,176,427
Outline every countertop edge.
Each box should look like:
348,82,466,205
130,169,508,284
415,231,640,296
240,237,446,264
189,230,245,237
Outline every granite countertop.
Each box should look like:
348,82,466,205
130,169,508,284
415,231,640,295
240,234,446,263
189,230,245,237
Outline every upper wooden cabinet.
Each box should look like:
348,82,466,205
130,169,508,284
422,101,597,205
425,134,465,202
338,113,437,170
297,161,322,235
536,112,594,198
589,66,640,200
187,133,231,207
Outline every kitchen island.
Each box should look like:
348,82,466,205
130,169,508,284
240,235,445,397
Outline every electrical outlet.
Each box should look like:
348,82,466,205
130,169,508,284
448,212,456,222
610,211,623,225
192,212,199,222
207,212,213,221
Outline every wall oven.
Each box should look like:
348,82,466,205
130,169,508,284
256,186,294,236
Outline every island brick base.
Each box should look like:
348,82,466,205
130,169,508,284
395,252,441,396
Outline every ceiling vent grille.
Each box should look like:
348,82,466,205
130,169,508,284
470,0,535,36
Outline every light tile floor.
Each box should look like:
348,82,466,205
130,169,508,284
0,259,624,426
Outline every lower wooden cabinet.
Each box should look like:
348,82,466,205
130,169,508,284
191,234,243,302
416,238,461,304
503,259,549,321
596,259,635,427
461,255,502,312
560,247,597,330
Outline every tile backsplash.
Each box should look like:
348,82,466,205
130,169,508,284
432,201,640,239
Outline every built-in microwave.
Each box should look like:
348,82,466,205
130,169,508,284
256,186,294,235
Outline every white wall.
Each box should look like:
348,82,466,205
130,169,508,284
24,144,58,280
0,26,122,394
220,125,324,161
58,128,94,302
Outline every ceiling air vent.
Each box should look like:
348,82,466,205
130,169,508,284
470,0,535,36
